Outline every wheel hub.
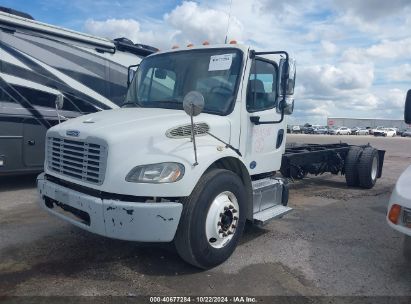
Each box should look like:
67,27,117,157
205,191,239,248
371,155,378,180
220,210,233,231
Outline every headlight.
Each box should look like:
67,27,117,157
125,162,185,183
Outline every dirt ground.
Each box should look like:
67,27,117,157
0,134,410,297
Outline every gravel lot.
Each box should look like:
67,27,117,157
1,134,411,297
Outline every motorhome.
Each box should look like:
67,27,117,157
0,7,155,175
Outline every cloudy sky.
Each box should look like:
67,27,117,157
4,0,411,124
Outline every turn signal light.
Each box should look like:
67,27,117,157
388,204,402,224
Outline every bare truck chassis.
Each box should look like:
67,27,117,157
280,143,385,188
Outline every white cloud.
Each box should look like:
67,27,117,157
333,0,411,21
366,38,411,59
383,88,407,109
321,40,338,56
299,63,374,95
84,1,244,48
388,64,411,81
84,18,174,48
165,1,244,44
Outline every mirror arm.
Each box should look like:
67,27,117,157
202,130,242,157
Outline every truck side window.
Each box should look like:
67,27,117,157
247,59,278,112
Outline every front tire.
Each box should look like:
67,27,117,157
174,169,247,269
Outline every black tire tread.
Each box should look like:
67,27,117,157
174,169,245,269
345,147,362,187
358,147,378,189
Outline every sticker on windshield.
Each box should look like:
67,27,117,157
208,54,233,71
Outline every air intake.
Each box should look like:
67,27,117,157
166,123,210,139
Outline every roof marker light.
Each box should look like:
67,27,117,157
229,40,237,44
202,41,210,45
171,45,179,49
187,43,194,47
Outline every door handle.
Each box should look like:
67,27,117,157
28,140,35,146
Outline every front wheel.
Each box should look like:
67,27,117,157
174,169,247,269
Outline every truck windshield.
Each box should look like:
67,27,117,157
124,48,243,115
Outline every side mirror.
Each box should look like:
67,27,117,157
279,58,296,96
55,94,64,110
183,91,205,117
183,91,205,167
405,89,411,124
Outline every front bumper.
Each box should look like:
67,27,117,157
37,173,183,242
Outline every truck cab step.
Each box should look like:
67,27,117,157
253,205,292,226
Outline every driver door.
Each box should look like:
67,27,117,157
243,58,285,174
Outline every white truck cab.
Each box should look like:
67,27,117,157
37,43,297,268
37,43,385,268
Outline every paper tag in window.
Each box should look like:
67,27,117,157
208,54,233,71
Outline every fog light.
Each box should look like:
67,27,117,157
403,208,411,228
388,204,402,224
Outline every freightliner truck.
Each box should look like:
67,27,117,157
37,43,385,268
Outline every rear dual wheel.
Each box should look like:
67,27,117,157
174,169,246,269
345,146,379,189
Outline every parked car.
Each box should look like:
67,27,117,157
357,128,370,135
303,126,315,134
374,128,396,137
350,127,361,135
313,126,328,134
329,127,351,135
370,126,384,135
291,125,302,133
402,129,411,137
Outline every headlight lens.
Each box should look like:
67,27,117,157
125,162,185,183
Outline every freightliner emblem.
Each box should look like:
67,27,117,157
66,130,80,137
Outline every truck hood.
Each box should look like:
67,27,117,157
50,108,231,145
45,107,234,195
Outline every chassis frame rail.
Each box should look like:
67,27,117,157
280,143,385,180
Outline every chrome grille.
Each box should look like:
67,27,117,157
47,136,107,185
166,123,210,139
